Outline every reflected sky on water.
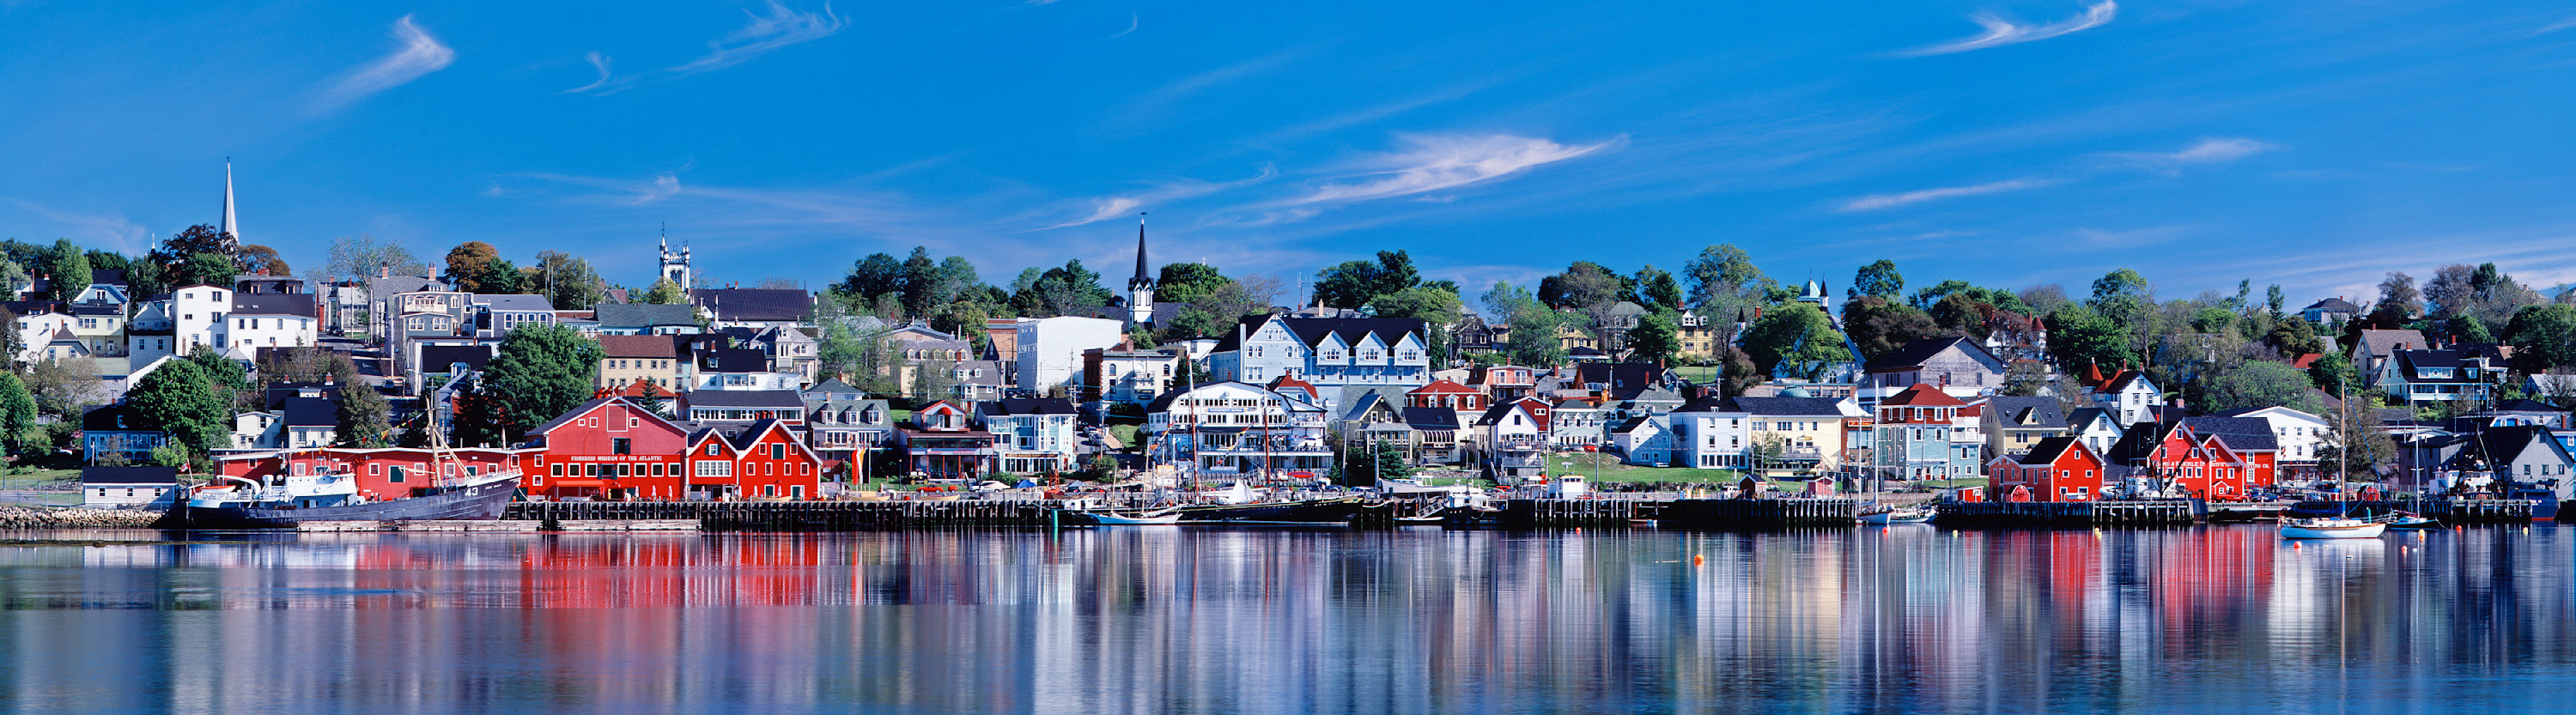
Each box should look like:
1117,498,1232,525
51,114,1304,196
0,525,2567,714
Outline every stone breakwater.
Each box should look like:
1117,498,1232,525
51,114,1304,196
0,506,167,529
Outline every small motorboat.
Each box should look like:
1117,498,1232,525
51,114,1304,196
2385,512,2441,530
2280,517,2387,539
1859,507,1934,525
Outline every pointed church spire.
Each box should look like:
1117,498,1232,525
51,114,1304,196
221,160,239,239
1127,212,1155,291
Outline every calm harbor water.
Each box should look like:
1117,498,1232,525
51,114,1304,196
0,524,2567,714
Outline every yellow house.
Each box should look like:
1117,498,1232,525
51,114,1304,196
598,334,684,391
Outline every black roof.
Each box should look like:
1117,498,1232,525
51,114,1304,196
2396,349,2476,383
594,303,699,330
1574,362,1666,400
1866,336,1989,372
2470,425,2572,469
282,397,337,427
81,465,178,486
230,292,317,317
1722,396,1847,416
81,404,154,432
2017,435,2086,465
708,348,770,373
1984,397,2067,429
2490,399,2561,414
690,288,814,322
419,344,494,373
1401,406,1462,430
2302,297,2361,312
979,397,1079,416
2181,416,2279,451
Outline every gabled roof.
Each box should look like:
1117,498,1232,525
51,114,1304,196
1866,336,1997,373
527,397,692,436
2180,416,2278,451
707,348,771,373
1211,314,1425,352
476,294,554,312
1573,362,1667,400
82,465,178,485
1983,396,2067,428
1409,379,1479,396
281,397,337,427
690,288,814,322
2067,407,2117,429
2353,329,2427,357
805,378,860,397
2480,425,2573,467
2396,349,2475,383
2301,297,2361,312
1880,383,1964,407
2488,399,2561,414
419,344,493,373
81,404,154,431
2096,369,2154,394
2015,435,2089,466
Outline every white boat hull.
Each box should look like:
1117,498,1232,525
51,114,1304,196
2281,521,2386,539
1091,512,1181,525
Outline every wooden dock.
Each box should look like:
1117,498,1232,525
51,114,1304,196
295,519,700,532
1933,500,2195,526
1655,499,1862,530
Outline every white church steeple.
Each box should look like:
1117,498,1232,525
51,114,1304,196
221,161,239,239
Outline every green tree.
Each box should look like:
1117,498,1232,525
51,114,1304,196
643,277,687,304
43,239,90,302
149,225,237,282
1683,244,1771,310
1841,296,1944,361
1370,286,1464,365
1313,251,1419,310
2314,397,2396,481
1626,312,1680,365
321,234,430,283
1928,293,1996,339
235,245,291,276
1010,260,1116,318
2367,271,2421,327
179,251,240,288
127,360,231,457
2200,361,2320,414
1739,302,1846,379
1633,265,1684,311
482,324,604,438
452,382,513,448
1849,259,1903,300
898,247,942,318
477,258,524,294
442,241,501,292
2045,305,2132,373
1483,282,1567,367
838,252,907,302
2000,361,2050,397
1536,261,1629,311
0,373,34,452
2087,269,2154,325
2506,304,2576,373
531,251,606,310
2263,318,2326,356
336,385,391,447
0,308,21,368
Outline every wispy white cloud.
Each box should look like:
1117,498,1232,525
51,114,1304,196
2533,15,2576,36
1838,178,2047,212
311,15,455,112
1048,166,1277,229
1283,134,1618,207
631,173,683,205
1108,13,1138,39
2075,224,2192,247
3,199,149,252
1097,45,1321,133
571,2,847,94
2100,137,2278,172
1905,2,2117,56
562,52,613,94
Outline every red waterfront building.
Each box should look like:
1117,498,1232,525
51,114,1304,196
1986,435,2105,502
2108,421,2254,500
522,397,821,500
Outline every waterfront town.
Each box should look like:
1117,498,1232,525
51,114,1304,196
6,168,2570,520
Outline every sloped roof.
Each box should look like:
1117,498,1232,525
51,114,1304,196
2489,399,2561,414
598,334,681,358
81,465,178,486
1722,396,1843,416
2397,349,2475,383
230,292,316,317
594,303,698,330
1984,396,2067,428
282,397,337,427
1866,336,1994,373
2353,329,2427,356
2482,425,2573,467
980,397,1079,416
81,404,154,431
2301,297,2361,312
1211,314,1425,352
2182,415,2279,451
419,344,493,373
1410,379,1479,396
1880,384,1964,407
690,288,814,322
1401,406,1462,430
707,348,772,373
2015,435,2087,466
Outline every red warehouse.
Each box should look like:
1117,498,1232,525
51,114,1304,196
1987,435,2105,502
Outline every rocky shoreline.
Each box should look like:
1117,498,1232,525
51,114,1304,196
0,506,168,529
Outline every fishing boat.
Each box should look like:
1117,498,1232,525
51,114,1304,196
1163,496,1370,525
2385,512,2441,530
1859,506,1935,524
2279,517,2387,539
176,434,523,530
1088,508,1182,525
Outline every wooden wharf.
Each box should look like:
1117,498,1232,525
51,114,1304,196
1933,500,2195,527
1654,499,1861,530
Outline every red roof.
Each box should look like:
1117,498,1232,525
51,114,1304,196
1408,379,1479,396
1880,383,1965,407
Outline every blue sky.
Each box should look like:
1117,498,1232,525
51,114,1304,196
4,1,2574,308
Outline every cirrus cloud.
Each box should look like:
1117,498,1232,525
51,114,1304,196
1284,133,1619,207
1839,178,2049,212
1905,2,2117,56
311,15,455,112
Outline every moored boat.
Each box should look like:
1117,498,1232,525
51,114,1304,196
2385,512,2441,530
1860,507,1935,524
1087,509,1182,525
178,470,521,530
1164,496,1370,524
2280,517,2386,539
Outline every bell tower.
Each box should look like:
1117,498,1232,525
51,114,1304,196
1126,215,1157,329
658,227,692,289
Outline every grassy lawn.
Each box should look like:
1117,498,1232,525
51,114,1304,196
1545,452,1742,483
1109,425,1139,450
1668,366,1721,384
0,469,80,486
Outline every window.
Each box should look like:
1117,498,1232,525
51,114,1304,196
771,444,786,459
551,464,565,476
612,438,632,456
696,460,732,478
706,444,720,456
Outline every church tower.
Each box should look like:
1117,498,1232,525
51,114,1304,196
221,161,239,239
658,229,692,288
1126,216,1156,328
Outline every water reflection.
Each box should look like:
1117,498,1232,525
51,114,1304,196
0,526,2567,713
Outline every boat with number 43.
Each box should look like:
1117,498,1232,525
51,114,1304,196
178,433,525,530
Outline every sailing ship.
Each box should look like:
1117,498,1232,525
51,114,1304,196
175,430,523,530
2278,517,2388,539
